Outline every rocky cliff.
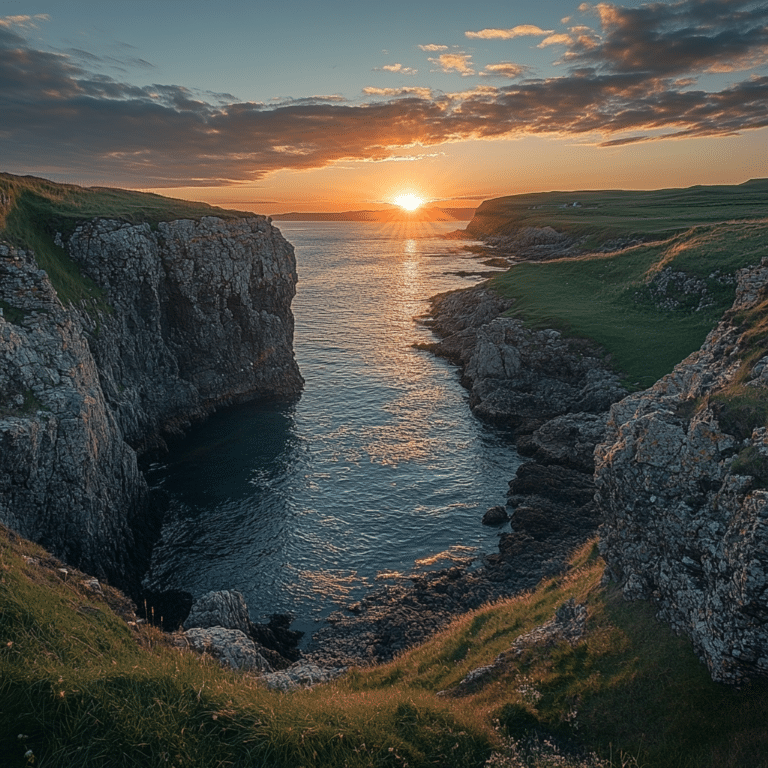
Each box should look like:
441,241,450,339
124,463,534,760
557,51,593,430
424,285,627,434
596,259,768,683
0,215,302,593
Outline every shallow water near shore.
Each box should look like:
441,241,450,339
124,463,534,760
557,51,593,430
144,221,522,639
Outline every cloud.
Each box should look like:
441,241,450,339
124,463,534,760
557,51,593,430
363,86,433,98
418,44,448,51
429,52,475,75
375,63,418,75
0,14,49,30
480,62,531,79
598,134,649,146
539,33,577,48
466,25,553,40
573,0,768,75
1,1,767,187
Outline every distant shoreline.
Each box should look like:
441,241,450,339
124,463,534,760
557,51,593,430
269,207,476,222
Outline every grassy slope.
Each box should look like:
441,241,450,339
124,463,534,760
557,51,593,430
0,173,250,309
475,182,768,388
3,526,768,768
467,179,768,242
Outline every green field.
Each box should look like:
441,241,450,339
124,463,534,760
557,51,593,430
467,179,768,243
477,181,768,387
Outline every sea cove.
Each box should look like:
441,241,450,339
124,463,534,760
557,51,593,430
143,222,521,636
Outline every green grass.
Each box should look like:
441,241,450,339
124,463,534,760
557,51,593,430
0,173,250,313
345,542,768,768
490,220,768,387
0,526,496,768
3,527,768,767
467,179,768,242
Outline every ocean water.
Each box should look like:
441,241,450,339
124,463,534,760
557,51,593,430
143,221,522,637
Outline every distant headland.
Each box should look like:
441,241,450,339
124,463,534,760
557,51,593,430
269,207,476,222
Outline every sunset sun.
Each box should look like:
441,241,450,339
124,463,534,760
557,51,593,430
392,193,425,211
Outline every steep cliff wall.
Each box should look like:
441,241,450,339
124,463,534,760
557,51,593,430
63,216,303,451
0,215,302,592
596,259,768,683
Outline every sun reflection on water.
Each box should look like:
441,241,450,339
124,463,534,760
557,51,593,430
414,545,477,568
299,569,371,601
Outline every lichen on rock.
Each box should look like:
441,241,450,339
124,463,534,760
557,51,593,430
596,258,768,684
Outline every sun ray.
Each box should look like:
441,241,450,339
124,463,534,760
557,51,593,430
393,193,425,211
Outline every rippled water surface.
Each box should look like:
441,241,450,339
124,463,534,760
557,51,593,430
145,221,522,636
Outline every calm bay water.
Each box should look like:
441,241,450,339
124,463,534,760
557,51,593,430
144,221,522,637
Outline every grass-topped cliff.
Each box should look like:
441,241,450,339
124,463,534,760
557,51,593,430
2,525,768,767
0,173,250,309
466,179,767,244
465,181,768,388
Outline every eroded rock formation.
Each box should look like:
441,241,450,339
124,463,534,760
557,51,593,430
0,216,302,593
596,259,768,683
424,285,626,433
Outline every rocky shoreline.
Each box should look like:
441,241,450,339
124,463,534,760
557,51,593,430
161,246,768,688
153,276,629,681
284,283,629,671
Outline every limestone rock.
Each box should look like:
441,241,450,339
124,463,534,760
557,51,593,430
426,288,626,432
516,412,607,473
185,590,252,634
64,216,303,451
596,258,768,683
0,215,302,594
183,626,273,673
261,663,347,691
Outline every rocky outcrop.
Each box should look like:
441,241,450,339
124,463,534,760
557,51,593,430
63,216,303,451
596,259,768,684
183,626,274,673
185,589,254,635
0,244,149,586
425,286,626,434
183,590,303,669
516,413,608,474
261,663,348,692
0,216,301,593
480,226,578,262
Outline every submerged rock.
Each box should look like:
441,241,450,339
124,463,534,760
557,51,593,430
482,505,509,525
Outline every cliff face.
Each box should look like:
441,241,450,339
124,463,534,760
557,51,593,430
63,217,303,450
0,216,302,591
596,260,768,683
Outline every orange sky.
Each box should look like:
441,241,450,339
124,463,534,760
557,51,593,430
177,130,768,214
1,2,766,212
